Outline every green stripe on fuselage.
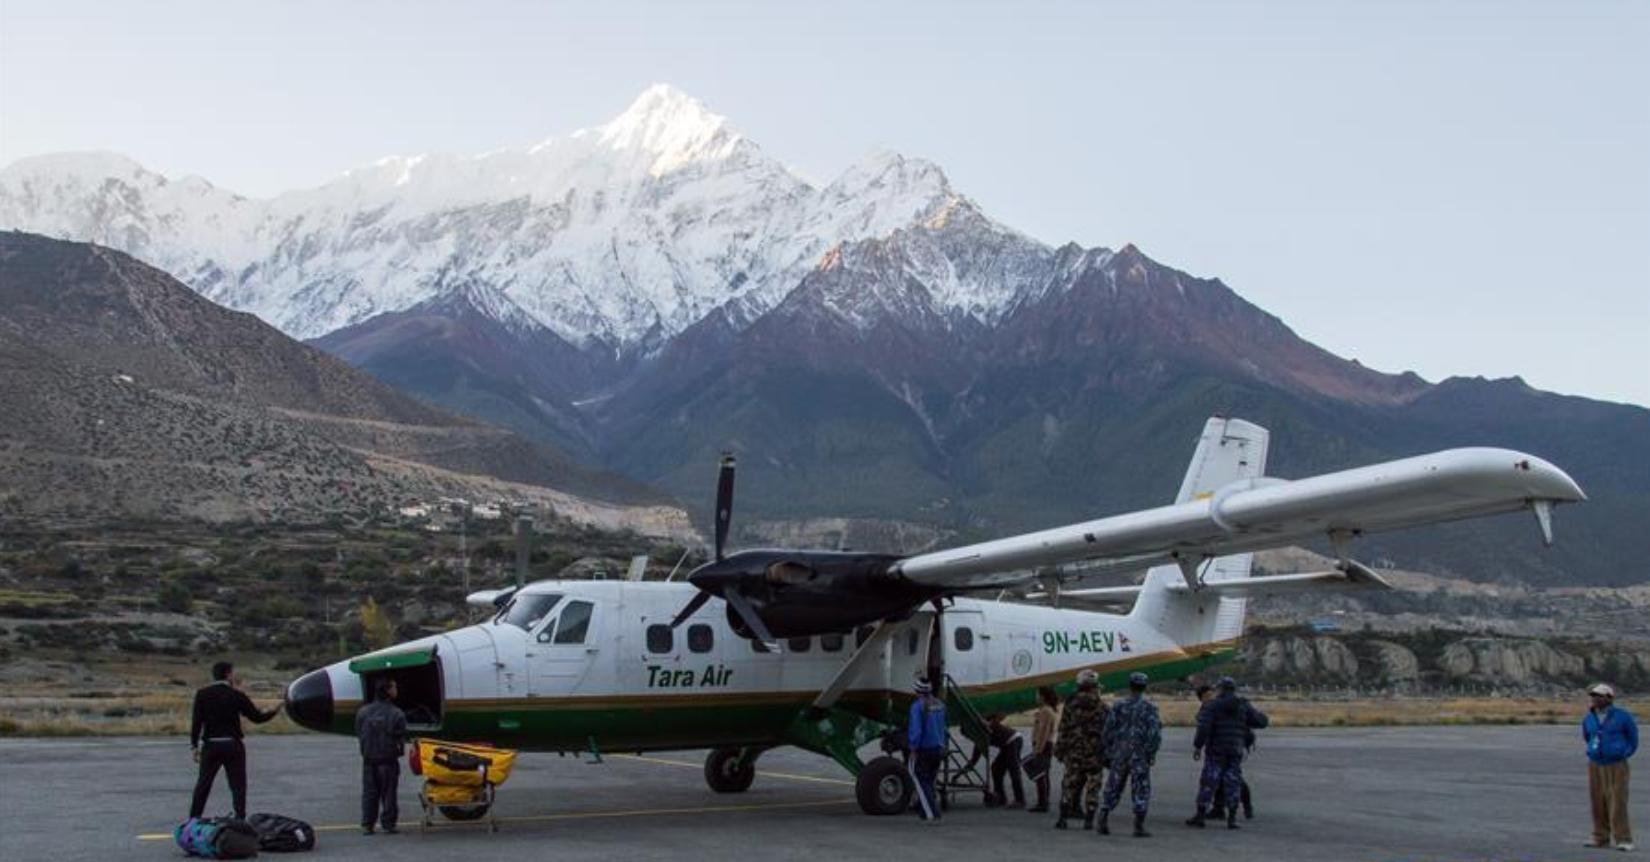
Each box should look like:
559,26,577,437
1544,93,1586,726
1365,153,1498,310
317,647,1236,765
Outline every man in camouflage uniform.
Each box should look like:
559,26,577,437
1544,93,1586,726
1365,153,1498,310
1052,669,1108,830
1098,671,1162,838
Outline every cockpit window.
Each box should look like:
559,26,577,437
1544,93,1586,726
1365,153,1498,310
496,593,562,631
550,600,594,645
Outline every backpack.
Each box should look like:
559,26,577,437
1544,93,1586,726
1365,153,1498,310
248,813,316,853
173,817,259,858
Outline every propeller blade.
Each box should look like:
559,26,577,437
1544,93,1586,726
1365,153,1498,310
723,588,779,649
669,590,713,629
714,453,736,561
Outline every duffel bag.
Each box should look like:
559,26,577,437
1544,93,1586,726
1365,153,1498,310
248,812,316,853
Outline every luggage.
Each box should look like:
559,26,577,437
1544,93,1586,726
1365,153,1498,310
247,813,316,853
417,740,518,787
173,817,260,859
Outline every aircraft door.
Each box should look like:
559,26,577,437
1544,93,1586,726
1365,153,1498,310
527,598,603,698
887,611,935,691
942,610,989,687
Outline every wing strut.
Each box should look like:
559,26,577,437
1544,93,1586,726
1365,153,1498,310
811,620,901,712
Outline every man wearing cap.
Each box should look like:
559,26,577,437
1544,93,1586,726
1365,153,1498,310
1098,671,1162,837
907,676,948,823
1187,676,1269,830
1582,683,1637,851
1053,669,1108,829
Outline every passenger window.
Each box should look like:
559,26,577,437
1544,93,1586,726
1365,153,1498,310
646,624,673,654
954,627,974,652
855,625,875,647
787,636,812,653
821,632,845,652
550,600,593,644
688,624,714,653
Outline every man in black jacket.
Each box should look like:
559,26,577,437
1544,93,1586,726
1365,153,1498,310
356,678,409,834
189,661,282,820
1187,676,1269,830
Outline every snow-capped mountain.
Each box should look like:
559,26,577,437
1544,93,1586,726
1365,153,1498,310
0,84,991,348
6,85,1647,589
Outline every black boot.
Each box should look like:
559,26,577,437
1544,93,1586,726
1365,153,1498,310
1083,806,1096,831
1226,810,1240,830
1054,805,1069,830
1243,801,1254,820
1133,812,1151,837
1097,809,1111,835
1185,808,1207,828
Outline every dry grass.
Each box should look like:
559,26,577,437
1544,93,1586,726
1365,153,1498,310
1154,694,1579,727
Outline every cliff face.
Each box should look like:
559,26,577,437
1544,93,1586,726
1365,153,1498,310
1232,629,1650,693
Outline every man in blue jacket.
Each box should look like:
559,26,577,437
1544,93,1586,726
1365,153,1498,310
908,676,947,823
1583,683,1637,851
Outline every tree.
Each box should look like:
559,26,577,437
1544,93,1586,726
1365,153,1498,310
359,597,396,651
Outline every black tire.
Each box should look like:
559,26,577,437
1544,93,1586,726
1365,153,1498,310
704,747,757,793
856,756,914,816
439,804,490,821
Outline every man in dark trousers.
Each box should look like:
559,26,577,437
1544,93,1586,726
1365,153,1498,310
356,678,409,835
963,712,1027,808
906,676,947,823
1187,676,1269,830
189,661,282,821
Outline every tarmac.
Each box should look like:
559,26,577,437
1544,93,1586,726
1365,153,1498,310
0,725,1642,862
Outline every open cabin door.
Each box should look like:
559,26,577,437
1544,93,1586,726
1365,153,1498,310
350,645,444,730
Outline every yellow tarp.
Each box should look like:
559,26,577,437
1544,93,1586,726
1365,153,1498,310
416,739,518,788
422,783,488,806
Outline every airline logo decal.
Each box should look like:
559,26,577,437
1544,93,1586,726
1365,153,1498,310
646,663,735,688
1041,630,1132,655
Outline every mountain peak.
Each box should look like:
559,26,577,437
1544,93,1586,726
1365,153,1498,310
595,84,745,175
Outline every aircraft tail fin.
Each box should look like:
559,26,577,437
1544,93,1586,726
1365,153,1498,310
1131,417,1269,646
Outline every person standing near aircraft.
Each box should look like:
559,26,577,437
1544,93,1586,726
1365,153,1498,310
1028,686,1060,813
964,713,1027,808
188,661,282,821
1582,683,1637,851
907,676,947,823
1053,669,1107,830
1191,683,1255,823
1187,676,1269,830
1098,671,1162,838
356,678,408,835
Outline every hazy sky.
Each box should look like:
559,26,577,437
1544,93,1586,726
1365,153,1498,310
3,0,1646,405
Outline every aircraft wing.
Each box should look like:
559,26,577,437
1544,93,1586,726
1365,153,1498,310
892,447,1583,590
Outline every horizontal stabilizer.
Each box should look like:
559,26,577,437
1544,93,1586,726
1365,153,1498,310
1053,559,1391,607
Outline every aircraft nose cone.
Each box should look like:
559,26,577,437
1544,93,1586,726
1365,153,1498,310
285,669,333,733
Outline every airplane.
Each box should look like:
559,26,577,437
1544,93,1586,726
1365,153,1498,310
284,416,1584,818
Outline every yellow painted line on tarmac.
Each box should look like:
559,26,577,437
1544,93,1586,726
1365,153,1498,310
139,752,853,840
613,753,855,787
137,799,854,841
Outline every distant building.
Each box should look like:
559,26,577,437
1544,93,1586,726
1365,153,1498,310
1309,618,1342,634
398,504,431,520
471,503,503,520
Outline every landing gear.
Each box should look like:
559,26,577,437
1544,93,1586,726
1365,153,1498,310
704,747,758,793
855,756,914,816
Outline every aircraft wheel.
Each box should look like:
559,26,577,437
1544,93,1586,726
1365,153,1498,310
439,803,490,821
855,756,914,816
704,747,757,793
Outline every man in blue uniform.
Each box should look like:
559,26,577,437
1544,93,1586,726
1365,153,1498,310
1098,671,1162,838
907,676,947,823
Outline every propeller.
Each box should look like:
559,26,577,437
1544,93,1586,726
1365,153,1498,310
713,453,735,561
663,454,782,649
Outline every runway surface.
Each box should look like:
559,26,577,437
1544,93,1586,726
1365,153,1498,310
0,725,1641,861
